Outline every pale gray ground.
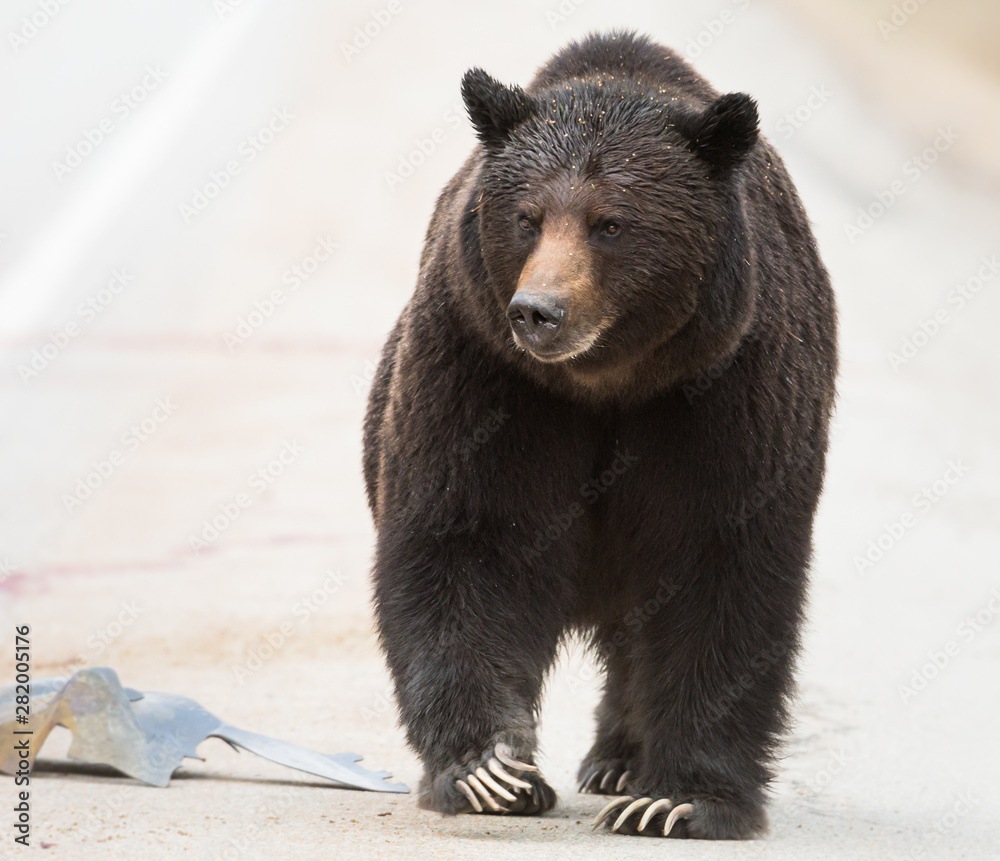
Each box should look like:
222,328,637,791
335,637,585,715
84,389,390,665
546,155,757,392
0,1,998,859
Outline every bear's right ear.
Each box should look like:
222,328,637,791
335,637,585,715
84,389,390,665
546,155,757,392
461,68,534,152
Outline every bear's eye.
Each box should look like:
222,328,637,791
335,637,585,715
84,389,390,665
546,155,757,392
601,220,623,237
518,215,536,232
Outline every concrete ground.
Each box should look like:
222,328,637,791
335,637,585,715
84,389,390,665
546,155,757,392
1,1,998,858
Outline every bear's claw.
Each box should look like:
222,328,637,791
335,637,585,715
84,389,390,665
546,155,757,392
475,766,518,802
598,770,619,792
465,772,508,811
451,743,548,815
613,796,654,830
456,778,483,811
578,759,633,794
593,796,695,836
638,798,673,830
494,743,537,772
488,757,533,789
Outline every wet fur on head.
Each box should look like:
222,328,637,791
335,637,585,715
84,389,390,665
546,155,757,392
458,53,762,405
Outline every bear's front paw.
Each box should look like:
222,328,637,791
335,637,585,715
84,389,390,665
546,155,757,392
578,758,635,794
592,794,765,839
420,743,556,816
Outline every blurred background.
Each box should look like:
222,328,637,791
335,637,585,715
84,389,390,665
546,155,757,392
1,1,997,858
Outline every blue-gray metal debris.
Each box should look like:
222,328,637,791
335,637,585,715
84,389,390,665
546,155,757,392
0,667,407,793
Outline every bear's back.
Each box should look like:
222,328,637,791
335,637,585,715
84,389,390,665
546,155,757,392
527,30,715,105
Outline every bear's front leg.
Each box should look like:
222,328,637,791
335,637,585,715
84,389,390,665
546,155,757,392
373,528,565,816
593,534,805,839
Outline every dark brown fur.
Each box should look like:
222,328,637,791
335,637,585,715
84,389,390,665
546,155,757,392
364,31,837,839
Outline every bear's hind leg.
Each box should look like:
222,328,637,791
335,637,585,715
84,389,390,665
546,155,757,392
578,630,641,795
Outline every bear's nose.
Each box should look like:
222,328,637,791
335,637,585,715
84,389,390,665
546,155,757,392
506,293,566,350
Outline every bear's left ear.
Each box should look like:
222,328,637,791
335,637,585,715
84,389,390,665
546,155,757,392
461,68,535,152
672,92,759,171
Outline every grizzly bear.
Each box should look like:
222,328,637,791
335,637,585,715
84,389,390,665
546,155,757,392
364,31,837,839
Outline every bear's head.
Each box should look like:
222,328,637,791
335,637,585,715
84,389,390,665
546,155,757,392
460,67,761,400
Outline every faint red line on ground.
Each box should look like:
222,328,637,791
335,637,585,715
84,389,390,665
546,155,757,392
0,532,360,593
0,333,384,354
